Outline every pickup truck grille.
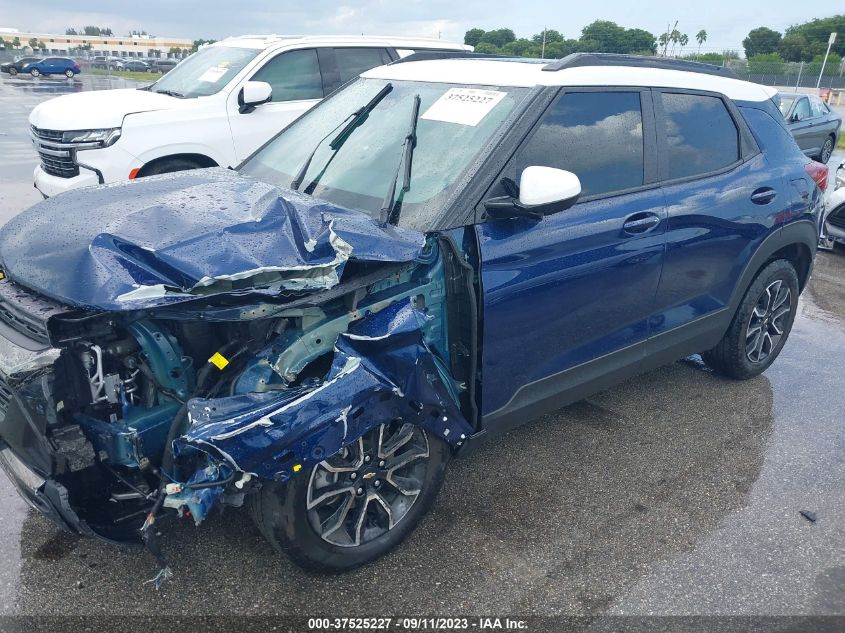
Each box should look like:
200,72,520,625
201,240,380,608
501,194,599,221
30,126,79,178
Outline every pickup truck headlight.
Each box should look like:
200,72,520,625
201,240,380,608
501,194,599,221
62,128,122,147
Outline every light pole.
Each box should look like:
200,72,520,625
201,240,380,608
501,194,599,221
816,31,837,89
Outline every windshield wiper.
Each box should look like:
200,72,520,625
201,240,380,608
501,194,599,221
155,89,185,98
379,94,421,225
290,83,393,191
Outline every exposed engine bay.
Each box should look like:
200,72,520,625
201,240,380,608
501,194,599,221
0,234,477,580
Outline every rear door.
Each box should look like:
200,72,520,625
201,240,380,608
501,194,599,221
476,88,666,424
809,96,836,153
649,89,782,357
227,48,327,161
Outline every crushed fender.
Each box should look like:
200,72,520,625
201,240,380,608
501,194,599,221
179,300,473,482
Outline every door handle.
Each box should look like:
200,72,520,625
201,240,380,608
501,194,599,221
751,187,777,205
622,212,661,234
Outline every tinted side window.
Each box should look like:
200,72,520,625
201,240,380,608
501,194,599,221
334,48,392,83
251,48,323,102
660,92,739,180
793,97,811,121
513,91,644,197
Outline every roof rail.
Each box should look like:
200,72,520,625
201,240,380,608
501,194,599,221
542,53,737,78
390,51,521,65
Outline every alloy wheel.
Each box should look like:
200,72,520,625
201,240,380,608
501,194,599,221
821,138,833,164
30,69,39,77
745,279,791,363
306,422,430,547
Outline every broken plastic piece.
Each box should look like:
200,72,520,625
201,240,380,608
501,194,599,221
144,566,173,591
800,510,817,523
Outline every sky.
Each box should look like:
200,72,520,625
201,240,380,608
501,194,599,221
0,0,835,53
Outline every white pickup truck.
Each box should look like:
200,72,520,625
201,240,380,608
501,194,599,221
28,35,470,197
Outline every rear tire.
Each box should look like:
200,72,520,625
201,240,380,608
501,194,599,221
8,67,17,76
701,259,799,379
30,68,40,77
250,423,450,572
64,69,74,78
819,136,835,164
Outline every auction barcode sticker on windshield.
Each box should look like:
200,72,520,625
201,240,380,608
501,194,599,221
421,88,506,126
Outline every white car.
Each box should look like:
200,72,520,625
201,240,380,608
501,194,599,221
28,35,470,197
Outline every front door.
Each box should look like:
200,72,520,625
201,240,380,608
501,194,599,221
227,48,326,162
476,89,666,424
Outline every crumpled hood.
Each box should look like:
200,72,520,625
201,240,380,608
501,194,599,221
28,88,184,130
0,168,425,311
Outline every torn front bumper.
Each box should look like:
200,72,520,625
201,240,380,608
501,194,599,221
0,442,97,536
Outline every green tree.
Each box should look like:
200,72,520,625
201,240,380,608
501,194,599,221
12,36,20,49
502,38,535,57
191,38,217,52
65,28,77,35
474,42,500,54
464,28,485,47
783,15,845,59
28,37,38,49
531,29,564,45
581,20,625,53
481,28,516,48
743,27,782,58
696,29,707,54
778,32,807,62
623,28,656,54
83,26,101,36
0,36,6,49
747,52,784,74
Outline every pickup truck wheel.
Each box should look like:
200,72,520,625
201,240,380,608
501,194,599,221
250,421,449,572
140,158,205,176
702,259,799,379
30,68,40,77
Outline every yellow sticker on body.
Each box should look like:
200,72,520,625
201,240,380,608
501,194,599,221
209,352,229,370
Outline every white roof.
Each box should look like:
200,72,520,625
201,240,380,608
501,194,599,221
363,59,777,103
214,34,471,52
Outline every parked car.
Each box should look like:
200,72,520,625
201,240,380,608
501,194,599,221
0,56,41,76
121,60,150,72
822,161,845,248
1,53,823,577
23,57,80,78
27,35,471,198
778,91,841,163
149,58,178,73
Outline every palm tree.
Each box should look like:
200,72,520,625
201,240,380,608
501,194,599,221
696,29,707,55
679,33,689,55
669,29,681,56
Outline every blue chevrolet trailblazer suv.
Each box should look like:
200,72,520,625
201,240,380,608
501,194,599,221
0,53,825,578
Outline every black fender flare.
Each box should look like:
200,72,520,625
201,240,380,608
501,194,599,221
728,220,817,313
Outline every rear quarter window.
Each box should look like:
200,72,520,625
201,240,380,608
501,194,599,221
739,106,804,159
659,92,739,179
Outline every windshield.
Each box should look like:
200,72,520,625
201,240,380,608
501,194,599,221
150,45,259,98
240,78,529,230
778,95,795,117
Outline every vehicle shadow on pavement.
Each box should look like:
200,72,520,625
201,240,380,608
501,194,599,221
10,360,773,616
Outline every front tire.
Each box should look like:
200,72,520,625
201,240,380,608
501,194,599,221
702,259,799,379
64,69,74,78
8,67,17,76
29,68,40,77
250,422,450,572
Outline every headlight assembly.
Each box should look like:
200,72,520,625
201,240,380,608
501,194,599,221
61,128,122,147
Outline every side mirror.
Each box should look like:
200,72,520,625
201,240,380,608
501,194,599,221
484,166,581,220
239,80,272,114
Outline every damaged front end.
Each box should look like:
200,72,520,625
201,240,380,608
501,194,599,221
0,174,477,576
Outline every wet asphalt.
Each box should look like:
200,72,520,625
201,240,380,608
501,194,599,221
0,73,843,620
